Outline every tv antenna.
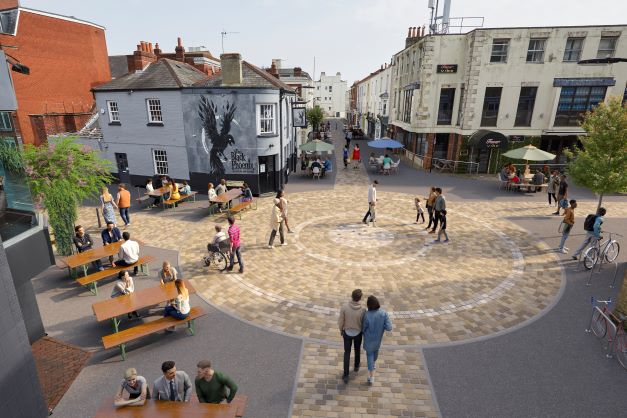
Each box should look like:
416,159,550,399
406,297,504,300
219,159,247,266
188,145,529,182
221,30,240,53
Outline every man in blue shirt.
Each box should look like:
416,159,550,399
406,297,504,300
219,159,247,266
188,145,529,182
572,207,606,260
101,221,122,264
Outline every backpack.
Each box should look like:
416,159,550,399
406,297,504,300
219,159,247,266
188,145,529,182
583,214,597,232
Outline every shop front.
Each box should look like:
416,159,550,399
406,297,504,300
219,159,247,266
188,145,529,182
467,129,509,173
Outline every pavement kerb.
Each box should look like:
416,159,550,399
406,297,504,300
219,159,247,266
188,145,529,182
419,347,443,418
286,339,305,418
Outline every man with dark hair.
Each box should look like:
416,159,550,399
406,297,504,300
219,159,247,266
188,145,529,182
553,174,569,215
153,361,192,402
362,180,378,226
429,187,446,234
572,207,607,260
101,221,122,264
113,231,140,275
338,289,366,384
195,360,238,404
226,216,244,274
73,225,103,271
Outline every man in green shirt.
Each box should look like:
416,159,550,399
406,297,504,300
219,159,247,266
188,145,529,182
195,360,238,404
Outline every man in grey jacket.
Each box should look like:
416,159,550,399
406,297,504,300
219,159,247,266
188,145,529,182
429,188,446,234
338,289,366,384
153,361,192,402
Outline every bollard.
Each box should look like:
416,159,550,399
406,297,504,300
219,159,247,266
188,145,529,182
96,207,102,228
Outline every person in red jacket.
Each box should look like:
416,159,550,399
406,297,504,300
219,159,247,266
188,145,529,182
352,144,361,169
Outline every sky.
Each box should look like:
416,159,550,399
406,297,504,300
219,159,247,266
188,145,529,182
20,0,627,84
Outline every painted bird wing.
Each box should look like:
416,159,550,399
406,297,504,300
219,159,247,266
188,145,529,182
220,102,237,139
199,97,219,143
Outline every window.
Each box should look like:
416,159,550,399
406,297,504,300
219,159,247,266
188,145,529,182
526,38,546,62
146,99,163,123
106,101,120,123
563,37,584,62
597,36,618,58
514,87,538,126
490,39,510,63
402,89,413,123
0,112,12,131
257,104,276,135
437,88,456,125
152,149,168,175
329,86,332,92
480,87,502,127
555,86,607,126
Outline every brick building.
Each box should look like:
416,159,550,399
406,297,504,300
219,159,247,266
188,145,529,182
0,4,110,145
108,37,221,78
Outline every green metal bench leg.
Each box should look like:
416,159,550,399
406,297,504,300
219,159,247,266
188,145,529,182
120,343,126,361
140,263,149,276
187,319,196,336
89,282,98,296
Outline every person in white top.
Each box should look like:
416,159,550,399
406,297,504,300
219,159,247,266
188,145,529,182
113,231,140,275
111,270,139,318
145,179,161,207
164,279,191,331
209,225,229,253
362,180,378,226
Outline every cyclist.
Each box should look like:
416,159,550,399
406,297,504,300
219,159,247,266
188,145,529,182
572,207,606,260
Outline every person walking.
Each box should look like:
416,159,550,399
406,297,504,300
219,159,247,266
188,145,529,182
547,171,559,206
553,174,569,215
116,184,131,226
268,195,285,248
429,188,446,234
338,289,366,384
343,145,349,169
572,207,606,260
414,197,425,223
352,144,361,169
100,186,118,226
345,129,352,148
557,199,577,253
425,187,436,230
226,216,244,273
434,209,449,243
362,295,392,385
278,190,292,233
362,180,378,226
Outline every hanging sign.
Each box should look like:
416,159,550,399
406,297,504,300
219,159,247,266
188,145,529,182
437,64,458,73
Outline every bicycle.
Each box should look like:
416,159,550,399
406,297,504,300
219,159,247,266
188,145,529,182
586,297,627,369
202,243,229,271
582,232,621,270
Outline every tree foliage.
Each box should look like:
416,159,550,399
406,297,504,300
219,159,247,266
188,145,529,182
0,140,24,174
21,136,114,256
565,96,627,208
307,106,324,132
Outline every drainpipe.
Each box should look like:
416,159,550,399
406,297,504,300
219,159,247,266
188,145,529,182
279,88,285,190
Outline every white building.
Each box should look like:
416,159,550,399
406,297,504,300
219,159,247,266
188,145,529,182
315,72,347,118
355,64,392,138
388,25,627,172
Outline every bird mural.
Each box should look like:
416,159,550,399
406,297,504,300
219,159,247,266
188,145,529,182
198,96,237,176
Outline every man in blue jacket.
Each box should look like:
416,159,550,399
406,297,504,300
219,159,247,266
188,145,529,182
572,207,606,260
101,221,122,264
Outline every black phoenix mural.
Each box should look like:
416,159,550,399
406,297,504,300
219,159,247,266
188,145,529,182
198,96,237,177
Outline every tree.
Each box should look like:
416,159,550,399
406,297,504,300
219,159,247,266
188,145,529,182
565,96,627,210
19,136,114,256
307,106,324,133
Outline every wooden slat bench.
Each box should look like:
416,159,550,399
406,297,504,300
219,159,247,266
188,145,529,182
227,200,253,219
76,255,155,295
102,306,207,360
163,191,198,210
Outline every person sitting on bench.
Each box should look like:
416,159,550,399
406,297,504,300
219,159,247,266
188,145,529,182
73,225,103,271
159,261,178,284
163,279,191,331
180,180,191,195
195,359,238,404
114,367,150,407
101,221,122,264
111,270,138,318
241,183,253,202
145,179,161,207
153,361,192,402
112,232,140,275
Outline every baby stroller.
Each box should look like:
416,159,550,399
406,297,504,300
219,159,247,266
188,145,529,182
203,239,230,271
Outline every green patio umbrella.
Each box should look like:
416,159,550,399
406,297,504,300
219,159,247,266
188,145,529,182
502,144,556,161
299,139,334,153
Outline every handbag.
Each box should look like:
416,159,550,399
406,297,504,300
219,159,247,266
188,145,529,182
559,199,568,209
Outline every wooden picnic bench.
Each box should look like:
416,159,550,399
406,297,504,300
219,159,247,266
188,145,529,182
102,306,206,360
227,200,253,219
210,188,242,215
76,255,155,295
65,241,124,278
163,191,198,210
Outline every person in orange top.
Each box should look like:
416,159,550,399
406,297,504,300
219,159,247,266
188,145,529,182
116,184,131,226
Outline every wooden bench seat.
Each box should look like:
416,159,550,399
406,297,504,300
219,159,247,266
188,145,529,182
227,200,252,219
163,191,198,210
76,255,155,295
102,306,206,360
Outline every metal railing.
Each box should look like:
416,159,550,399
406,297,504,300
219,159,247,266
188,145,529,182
400,149,479,174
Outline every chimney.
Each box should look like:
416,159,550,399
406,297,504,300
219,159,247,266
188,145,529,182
407,27,412,37
421,25,426,36
220,53,243,85
294,67,302,77
154,42,161,55
130,40,157,72
175,37,185,62
267,63,279,78
271,58,282,70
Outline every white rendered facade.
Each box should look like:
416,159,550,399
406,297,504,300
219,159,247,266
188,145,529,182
315,72,347,117
355,65,392,137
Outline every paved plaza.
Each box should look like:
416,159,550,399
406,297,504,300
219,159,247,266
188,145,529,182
64,125,627,417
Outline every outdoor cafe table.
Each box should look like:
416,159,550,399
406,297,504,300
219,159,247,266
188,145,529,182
92,280,196,333
211,188,242,208
65,240,123,278
95,398,239,418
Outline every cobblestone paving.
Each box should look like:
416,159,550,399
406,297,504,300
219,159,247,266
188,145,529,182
76,153,627,417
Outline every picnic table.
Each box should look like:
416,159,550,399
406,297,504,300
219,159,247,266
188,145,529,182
94,397,245,418
65,241,123,278
210,188,242,212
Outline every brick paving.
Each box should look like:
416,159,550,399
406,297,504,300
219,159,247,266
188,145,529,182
32,336,91,411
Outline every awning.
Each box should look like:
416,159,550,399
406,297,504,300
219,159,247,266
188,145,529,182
467,130,508,149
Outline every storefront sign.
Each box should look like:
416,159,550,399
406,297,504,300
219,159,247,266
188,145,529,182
485,139,502,148
230,148,256,173
509,135,525,142
437,64,458,74
553,77,615,87
292,107,307,128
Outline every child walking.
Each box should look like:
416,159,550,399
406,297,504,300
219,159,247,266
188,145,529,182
414,197,425,223
434,209,449,243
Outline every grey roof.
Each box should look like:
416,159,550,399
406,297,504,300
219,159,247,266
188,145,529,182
278,67,312,80
108,55,129,78
93,58,208,91
194,61,295,92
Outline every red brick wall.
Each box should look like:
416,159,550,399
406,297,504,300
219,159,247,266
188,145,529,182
29,113,92,143
0,9,110,144
424,133,435,169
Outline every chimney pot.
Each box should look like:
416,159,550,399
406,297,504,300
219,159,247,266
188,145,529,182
422,25,426,36
137,44,142,52
177,37,182,47
148,42,153,52
407,27,412,37
220,53,243,86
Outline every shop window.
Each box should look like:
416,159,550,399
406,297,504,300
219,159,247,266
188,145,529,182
514,87,538,126
437,88,456,125
554,86,607,126
480,87,502,127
